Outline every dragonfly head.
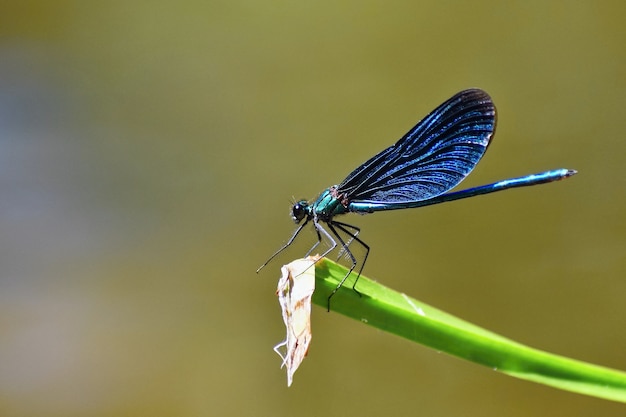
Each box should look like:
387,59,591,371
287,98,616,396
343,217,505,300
291,200,309,224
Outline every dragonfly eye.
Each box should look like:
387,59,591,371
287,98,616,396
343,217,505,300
291,201,308,223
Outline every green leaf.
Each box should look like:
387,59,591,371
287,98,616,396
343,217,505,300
311,258,626,403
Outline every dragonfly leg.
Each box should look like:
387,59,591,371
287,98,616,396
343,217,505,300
314,221,338,259
277,221,336,286
304,226,323,257
325,222,360,311
334,222,360,260
332,221,370,293
256,218,309,273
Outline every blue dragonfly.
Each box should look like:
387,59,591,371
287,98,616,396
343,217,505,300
258,89,576,308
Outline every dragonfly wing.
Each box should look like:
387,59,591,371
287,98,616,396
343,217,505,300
337,89,496,203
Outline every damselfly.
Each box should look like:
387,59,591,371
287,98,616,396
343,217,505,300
258,89,576,308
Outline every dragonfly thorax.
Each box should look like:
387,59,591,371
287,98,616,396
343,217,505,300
310,187,349,222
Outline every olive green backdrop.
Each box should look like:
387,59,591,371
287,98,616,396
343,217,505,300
1,2,625,416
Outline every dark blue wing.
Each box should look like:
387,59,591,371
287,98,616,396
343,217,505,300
336,89,496,203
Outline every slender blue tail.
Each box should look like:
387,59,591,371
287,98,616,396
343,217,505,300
349,169,577,213
428,168,577,205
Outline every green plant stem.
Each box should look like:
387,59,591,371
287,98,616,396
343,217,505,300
311,258,626,403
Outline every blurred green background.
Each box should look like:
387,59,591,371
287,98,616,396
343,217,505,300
1,2,625,416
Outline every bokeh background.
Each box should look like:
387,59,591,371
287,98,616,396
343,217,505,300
1,2,625,416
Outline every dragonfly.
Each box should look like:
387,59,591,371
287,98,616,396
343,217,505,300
258,89,576,308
